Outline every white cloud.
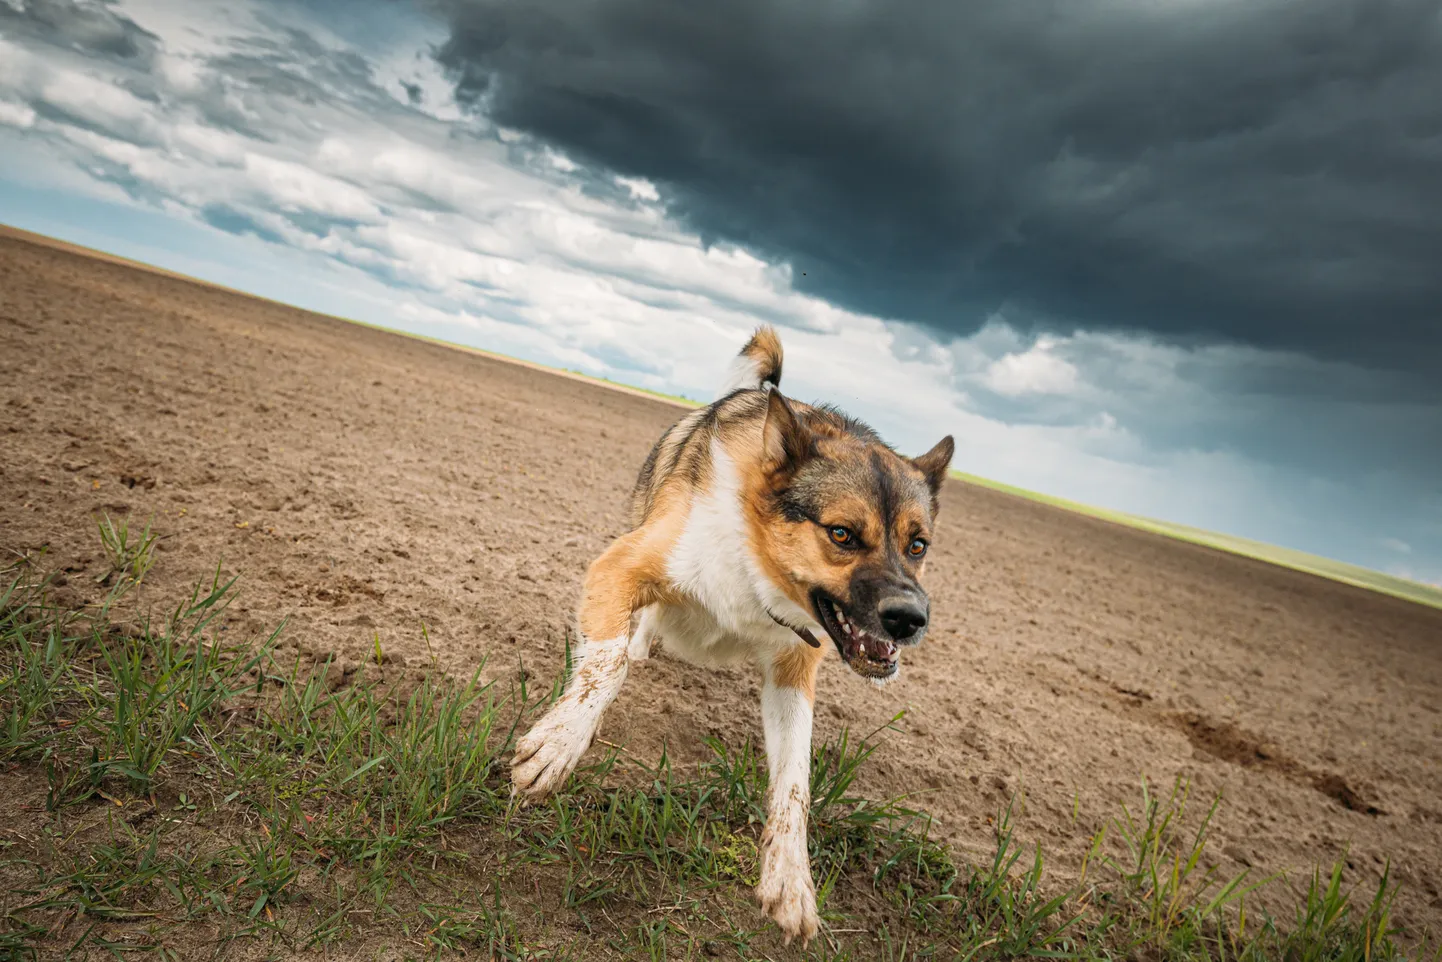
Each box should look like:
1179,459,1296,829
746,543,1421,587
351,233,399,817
0,98,34,127
37,70,164,144
1382,537,1412,555
617,175,660,202
155,53,206,96
980,338,1081,396
542,146,579,173
241,153,383,222
0,37,33,88
169,121,248,164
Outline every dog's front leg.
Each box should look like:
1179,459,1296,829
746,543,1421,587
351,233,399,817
756,645,824,945
511,530,661,801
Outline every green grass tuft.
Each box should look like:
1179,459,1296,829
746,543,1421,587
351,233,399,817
93,513,160,587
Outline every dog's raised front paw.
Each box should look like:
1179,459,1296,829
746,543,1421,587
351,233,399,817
755,849,819,945
510,711,592,801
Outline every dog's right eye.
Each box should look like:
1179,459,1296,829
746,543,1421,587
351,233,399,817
828,526,854,546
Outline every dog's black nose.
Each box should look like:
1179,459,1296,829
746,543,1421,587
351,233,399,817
879,598,928,642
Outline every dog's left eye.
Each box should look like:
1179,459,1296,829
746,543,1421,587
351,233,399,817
908,538,928,558
828,526,854,546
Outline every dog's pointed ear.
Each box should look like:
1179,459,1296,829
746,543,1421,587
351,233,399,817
762,389,812,472
912,435,955,499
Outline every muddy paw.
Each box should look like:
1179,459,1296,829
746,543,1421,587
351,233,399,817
509,712,593,801
755,856,819,946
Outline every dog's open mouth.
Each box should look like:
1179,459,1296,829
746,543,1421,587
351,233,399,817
812,591,898,680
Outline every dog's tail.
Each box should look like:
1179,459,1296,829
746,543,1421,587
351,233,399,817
715,325,783,399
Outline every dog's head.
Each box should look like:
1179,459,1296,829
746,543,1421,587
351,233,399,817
751,390,954,682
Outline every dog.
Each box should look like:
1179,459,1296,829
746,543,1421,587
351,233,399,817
509,325,953,944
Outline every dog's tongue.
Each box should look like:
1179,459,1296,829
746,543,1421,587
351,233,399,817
844,632,896,666
864,634,897,663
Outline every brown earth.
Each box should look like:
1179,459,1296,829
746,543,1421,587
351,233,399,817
2,228,1440,936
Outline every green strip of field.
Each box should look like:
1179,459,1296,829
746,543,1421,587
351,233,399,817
953,471,1442,611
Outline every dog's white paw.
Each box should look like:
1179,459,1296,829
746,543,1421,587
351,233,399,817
755,839,819,945
510,711,593,801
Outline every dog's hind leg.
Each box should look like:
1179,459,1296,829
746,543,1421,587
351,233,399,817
628,605,659,661
755,642,825,945
511,528,668,801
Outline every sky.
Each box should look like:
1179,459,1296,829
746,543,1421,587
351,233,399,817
1,0,1439,585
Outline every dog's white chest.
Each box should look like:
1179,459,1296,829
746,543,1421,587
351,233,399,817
666,441,770,632
658,440,799,663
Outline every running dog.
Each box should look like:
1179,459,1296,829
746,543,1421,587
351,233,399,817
510,326,954,944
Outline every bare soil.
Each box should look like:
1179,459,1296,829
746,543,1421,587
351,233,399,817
2,228,1440,935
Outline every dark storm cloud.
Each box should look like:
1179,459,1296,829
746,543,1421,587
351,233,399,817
430,0,1442,373
0,0,159,64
